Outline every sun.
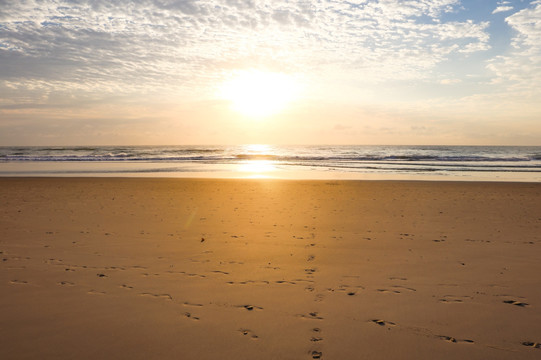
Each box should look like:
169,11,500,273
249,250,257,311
220,70,299,118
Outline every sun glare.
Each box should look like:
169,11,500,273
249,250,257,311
220,70,299,118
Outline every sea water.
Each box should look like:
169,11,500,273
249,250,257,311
0,145,540,182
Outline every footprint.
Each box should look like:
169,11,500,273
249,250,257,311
183,312,200,321
391,285,416,292
311,350,322,359
439,295,472,303
298,312,324,320
129,265,147,270
522,341,541,349
139,293,173,301
87,289,106,295
307,255,315,262
9,279,28,285
371,319,396,327
237,304,263,311
377,289,401,294
120,284,134,289
276,280,296,285
439,298,463,303
58,281,75,286
309,329,323,346
436,335,474,344
503,300,529,307
183,302,204,307
186,273,206,278
239,329,259,340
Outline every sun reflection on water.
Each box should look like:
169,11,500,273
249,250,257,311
237,144,277,178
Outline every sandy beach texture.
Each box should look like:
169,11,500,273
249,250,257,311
1,177,540,360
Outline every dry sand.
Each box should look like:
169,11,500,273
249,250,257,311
1,177,540,359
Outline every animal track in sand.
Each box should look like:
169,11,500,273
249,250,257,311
503,300,529,307
120,284,134,289
139,293,173,301
58,281,75,286
239,329,259,340
307,255,315,261
311,350,322,359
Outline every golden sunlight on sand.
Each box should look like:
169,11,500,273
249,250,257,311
1,178,540,359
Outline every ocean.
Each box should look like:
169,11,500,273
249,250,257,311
1,145,540,182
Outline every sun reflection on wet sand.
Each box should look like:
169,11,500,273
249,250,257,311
237,160,277,178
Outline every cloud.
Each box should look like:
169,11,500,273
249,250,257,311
492,6,514,14
0,0,490,104
440,78,462,85
486,2,541,95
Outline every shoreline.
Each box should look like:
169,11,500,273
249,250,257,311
1,175,541,184
1,177,540,359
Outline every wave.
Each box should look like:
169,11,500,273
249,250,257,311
1,153,540,163
1,146,540,179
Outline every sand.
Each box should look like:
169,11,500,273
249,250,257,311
1,177,540,359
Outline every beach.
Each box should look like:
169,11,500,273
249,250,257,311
1,177,540,359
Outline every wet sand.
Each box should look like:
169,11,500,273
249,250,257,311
1,177,540,359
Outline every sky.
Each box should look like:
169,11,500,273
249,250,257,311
1,0,540,146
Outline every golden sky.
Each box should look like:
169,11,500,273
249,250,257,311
1,0,540,145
